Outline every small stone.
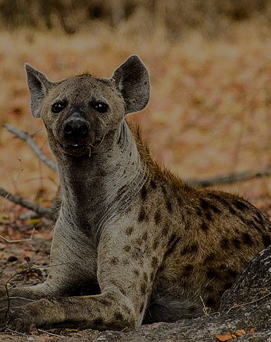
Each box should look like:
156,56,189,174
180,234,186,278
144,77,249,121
27,337,34,341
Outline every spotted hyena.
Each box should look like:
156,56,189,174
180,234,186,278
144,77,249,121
0,55,271,332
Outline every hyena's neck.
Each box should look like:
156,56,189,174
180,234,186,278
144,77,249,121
54,120,147,235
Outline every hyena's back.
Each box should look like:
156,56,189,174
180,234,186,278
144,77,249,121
131,146,271,322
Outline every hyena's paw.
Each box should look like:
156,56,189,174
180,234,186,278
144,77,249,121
0,295,34,309
1,298,65,333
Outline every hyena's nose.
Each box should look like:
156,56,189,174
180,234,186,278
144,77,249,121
63,117,90,138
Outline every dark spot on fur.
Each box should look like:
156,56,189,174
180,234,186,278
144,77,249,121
119,288,127,296
123,306,132,315
150,180,157,189
162,225,169,236
233,199,250,211
227,269,238,278
150,270,155,281
206,268,220,280
219,264,227,270
134,269,140,276
125,226,134,235
166,199,173,213
208,193,229,207
154,211,161,225
141,185,148,201
136,237,143,246
176,195,183,206
151,257,158,268
209,203,221,214
141,283,147,295
114,312,124,321
153,237,159,250
206,297,215,307
167,234,177,246
205,211,213,221
132,248,143,262
242,232,253,246
123,259,129,265
196,207,203,217
250,219,262,232
190,243,198,252
142,232,148,241
200,198,209,210
183,264,193,277
161,185,167,195
204,252,215,263
138,207,147,222
262,234,271,248
124,245,131,252
93,318,104,326
229,206,237,215
232,238,241,249
255,211,265,224
220,237,229,249
164,235,181,258
110,257,119,265
200,221,209,232
143,272,148,282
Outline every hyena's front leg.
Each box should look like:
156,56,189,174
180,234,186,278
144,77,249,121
0,222,98,310
0,279,63,310
1,290,135,332
1,230,157,332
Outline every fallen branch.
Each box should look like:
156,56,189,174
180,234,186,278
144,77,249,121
0,186,54,220
186,166,271,187
0,227,35,244
2,124,271,219
4,124,57,172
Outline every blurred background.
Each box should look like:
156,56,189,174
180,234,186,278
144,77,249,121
1,0,271,217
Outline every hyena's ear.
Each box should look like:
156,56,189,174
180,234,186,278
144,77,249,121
25,64,52,118
111,55,150,114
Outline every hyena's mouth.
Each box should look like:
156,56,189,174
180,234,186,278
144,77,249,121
60,143,92,157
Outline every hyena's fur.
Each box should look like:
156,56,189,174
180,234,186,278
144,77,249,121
1,56,271,332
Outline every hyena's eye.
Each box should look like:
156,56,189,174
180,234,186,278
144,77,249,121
52,101,66,113
91,102,108,113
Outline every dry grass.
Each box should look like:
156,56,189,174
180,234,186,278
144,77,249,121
1,19,271,215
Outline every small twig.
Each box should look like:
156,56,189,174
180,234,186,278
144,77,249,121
186,166,271,187
4,123,57,172
4,273,19,317
0,186,55,220
37,329,62,337
200,295,210,316
31,262,69,270
5,328,26,336
226,292,271,314
13,158,24,195
0,227,35,243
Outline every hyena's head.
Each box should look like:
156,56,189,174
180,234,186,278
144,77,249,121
25,55,149,157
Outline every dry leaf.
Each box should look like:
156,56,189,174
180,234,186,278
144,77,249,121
235,329,246,337
216,333,233,341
